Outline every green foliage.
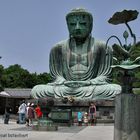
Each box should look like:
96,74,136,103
0,65,4,91
0,64,51,89
3,64,29,88
133,70,140,88
111,70,122,85
36,73,52,84
129,42,140,88
129,41,140,61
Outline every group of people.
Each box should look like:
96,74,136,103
18,100,43,126
77,102,96,126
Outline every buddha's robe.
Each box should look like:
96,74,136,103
31,37,121,99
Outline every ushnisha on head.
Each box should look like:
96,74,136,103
66,8,93,39
66,8,93,26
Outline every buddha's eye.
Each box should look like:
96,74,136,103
70,23,76,26
80,22,87,26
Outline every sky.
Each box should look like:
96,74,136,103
0,0,139,74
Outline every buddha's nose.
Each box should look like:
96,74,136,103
75,22,81,30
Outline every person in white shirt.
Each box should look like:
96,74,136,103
18,100,27,124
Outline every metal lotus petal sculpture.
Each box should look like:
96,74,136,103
108,9,139,45
107,9,140,94
108,10,139,24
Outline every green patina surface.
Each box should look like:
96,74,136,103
109,9,140,94
31,8,121,100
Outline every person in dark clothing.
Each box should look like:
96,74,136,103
88,102,96,125
4,106,12,124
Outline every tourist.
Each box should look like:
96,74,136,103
83,112,88,126
88,102,96,125
77,110,83,126
4,106,12,124
27,103,35,126
25,102,30,126
18,100,27,124
35,104,43,119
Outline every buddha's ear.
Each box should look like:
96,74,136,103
69,34,74,38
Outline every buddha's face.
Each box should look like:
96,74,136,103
67,14,92,40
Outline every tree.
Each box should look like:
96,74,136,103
36,73,52,85
2,64,30,88
0,64,51,88
0,65,4,91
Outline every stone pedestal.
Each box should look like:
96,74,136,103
51,109,72,126
114,94,140,140
32,119,58,131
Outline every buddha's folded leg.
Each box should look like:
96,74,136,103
31,84,55,98
91,84,122,99
31,83,122,99
54,83,121,99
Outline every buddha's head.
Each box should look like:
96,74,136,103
66,8,93,40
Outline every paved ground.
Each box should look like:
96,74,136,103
0,118,114,140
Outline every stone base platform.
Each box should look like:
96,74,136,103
30,98,115,125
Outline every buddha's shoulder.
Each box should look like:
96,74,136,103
53,39,68,49
94,39,106,47
50,39,68,53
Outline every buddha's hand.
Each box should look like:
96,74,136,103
64,81,91,87
90,76,108,85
